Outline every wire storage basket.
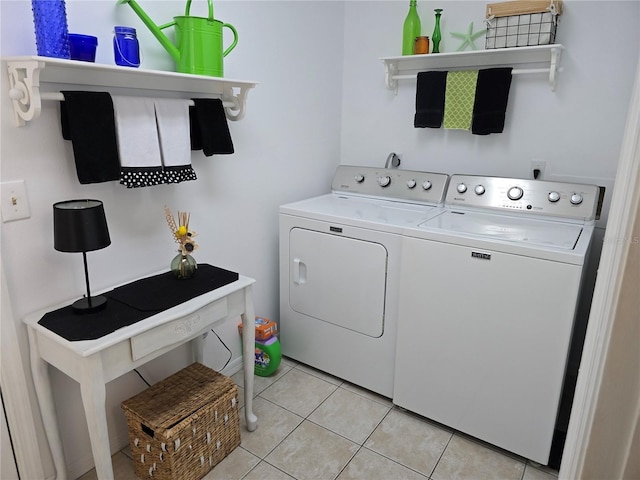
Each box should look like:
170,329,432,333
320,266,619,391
121,362,241,480
485,0,562,49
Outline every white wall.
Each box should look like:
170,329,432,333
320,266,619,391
341,1,638,187
1,1,344,477
1,0,638,478
1,397,19,480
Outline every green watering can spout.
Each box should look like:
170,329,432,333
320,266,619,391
118,0,180,64
118,0,238,77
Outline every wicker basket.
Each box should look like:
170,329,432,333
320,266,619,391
485,0,562,49
121,363,240,480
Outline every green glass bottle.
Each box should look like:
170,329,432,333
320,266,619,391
402,0,421,55
432,9,443,53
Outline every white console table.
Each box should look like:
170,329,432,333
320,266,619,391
22,267,258,480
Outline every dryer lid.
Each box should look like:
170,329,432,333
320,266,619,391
281,194,442,232
420,210,584,250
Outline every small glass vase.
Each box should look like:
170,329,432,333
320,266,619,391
432,9,443,53
171,254,197,279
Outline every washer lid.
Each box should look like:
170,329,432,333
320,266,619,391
420,210,584,250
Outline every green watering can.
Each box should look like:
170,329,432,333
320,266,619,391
118,0,238,77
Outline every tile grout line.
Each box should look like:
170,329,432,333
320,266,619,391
240,362,343,480
429,428,455,479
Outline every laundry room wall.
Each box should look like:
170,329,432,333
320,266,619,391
1,1,344,478
341,0,638,176
340,0,639,203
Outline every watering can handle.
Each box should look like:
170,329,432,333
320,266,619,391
222,23,238,57
185,0,214,22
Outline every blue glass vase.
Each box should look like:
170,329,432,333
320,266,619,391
31,0,71,59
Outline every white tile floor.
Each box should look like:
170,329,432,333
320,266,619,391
79,358,560,480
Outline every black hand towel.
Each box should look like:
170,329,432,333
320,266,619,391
471,68,513,135
60,91,120,184
414,71,448,128
189,98,234,156
189,105,203,151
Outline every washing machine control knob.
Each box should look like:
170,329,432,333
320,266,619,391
378,176,391,187
407,179,417,189
457,183,467,193
354,174,365,183
507,186,524,201
548,191,560,203
474,185,486,195
570,193,584,205
422,180,432,191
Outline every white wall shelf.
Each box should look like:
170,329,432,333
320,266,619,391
3,56,258,127
381,44,563,92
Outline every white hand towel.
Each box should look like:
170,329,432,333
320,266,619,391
154,99,196,183
112,96,164,188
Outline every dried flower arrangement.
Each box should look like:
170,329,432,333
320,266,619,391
165,206,199,278
165,205,199,256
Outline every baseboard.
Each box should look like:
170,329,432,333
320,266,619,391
220,356,244,377
66,431,131,480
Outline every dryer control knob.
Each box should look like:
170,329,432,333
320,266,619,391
378,176,391,187
548,191,561,203
570,193,584,205
474,185,486,195
507,186,524,201
457,183,467,193
407,179,417,189
355,174,365,183
422,180,432,191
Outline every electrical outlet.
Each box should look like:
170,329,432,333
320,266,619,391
1,180,31,222
530,160,546,180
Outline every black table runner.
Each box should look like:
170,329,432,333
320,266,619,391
38,264,239,341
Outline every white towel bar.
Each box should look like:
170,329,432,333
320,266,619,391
391,67,555,82
38,92,236,109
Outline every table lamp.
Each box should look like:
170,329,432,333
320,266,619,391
53,199,111,312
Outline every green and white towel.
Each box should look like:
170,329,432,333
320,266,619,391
443,70,479,130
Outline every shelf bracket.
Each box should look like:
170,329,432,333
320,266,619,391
222,84,252,122
7,60,44,127
384,60,399,94
549,45,562,92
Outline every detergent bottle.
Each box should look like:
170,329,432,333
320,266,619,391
239,317,282,377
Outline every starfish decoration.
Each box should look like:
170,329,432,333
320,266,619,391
450,22,486,51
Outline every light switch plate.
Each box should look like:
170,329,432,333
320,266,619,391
1,180,31,222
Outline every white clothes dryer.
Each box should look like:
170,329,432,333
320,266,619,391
279,165,448,397
393,174,601,464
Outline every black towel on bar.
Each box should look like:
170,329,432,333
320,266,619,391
189,98,234,156
414,71,448,128
189,105,203,151
60,91,120,184
471,68,513,135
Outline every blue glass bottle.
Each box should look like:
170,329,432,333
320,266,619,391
31,0,70,59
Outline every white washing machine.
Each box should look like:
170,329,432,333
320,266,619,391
279,165,449,397
393,174,600,465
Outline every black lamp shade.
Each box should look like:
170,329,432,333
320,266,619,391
53,199,111,313
53,200,111,253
